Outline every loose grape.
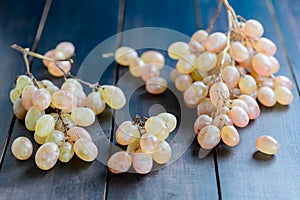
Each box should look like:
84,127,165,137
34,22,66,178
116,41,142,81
140,133,160,153
16,75,32,91
21,85,37,110
132,149,153,174
256,135,279,155
11,137,33,160
74,139,98,162
274,86,293,105
197,125,220,149
230,41,249,62
45,130,65,146
51,90,77,110
156,112,177,132
32,88,51,110
141,64,160,82
196,51,217,72
238,75,257,95
194,114,212,134
25,106,45,131
257,87,276,107
141,50,165,68
35,114,55,138
152,140,172,164
168,41,190,59
175,74,193,92
35,142,59,170
48,61,71,77
86,92,106,115
221,125,239,147
116,121,140,145
184,81,208,106
239,95,260,120
115,46,138,66
67,126,92,143
98,85,126,109
13,98,27,119
59,142,74,163
71,107,95,126
107,151,132,174
221,66,240,89
129,57,145,77
253,37,277,56
209,82,230,107
203,32,227,53
244,19,264,38
227,106,249,128
55,41,75,58
146,77,167,94
176,54,196,74
251,53,272,76
191,30,208,44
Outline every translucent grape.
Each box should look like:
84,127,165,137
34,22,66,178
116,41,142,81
191,30,208,44
11,137,33,160
251,53,272,76
64,78,83,91
217,52,231,68
189,40,205,55
269,56,280,74
48,61,71,77
238,95,260,120
129,57,145,77
51,90,77,110
25,106,45,131
140,133,160,153
98,85,126,109
141,51,165,68
132,149,153,174
170,69,179,82
115,46,138,66
184,81,208,106
209,82,230,107
274,75,292,90
74,139,98,162
196,51,217,72
257,86,276,107
197,125,221,149
55,41,75,58
221,125,240,147
71,107,95,126
175,74,193,92
221,66,240,89
168,41,190,59
156,112,177,132
145,116,166,135
116,121,140,145
35,142,59,170
146,77,167,94
76,89,87,107
21,85,37,110
43,50,56,67
16,75,32,91
155,126,169,141
212,114,232,129
61,80,78,96
86,92,106,115
107,151,132,174
10,88,21,104
253,37,277,56
203,32,227,53
59,142,74,163
194,114,212,134
41,80,59,94
141,64,160,82
152,140,172,164
126,139,140,153
13,98,27,119
191,69,203,81
238,75,257,95
45,130,65,146
176,54,196,74
32,88,51,110
197,98,214,116
256,135,279,155
35,114,55,138
227,106,249,128
67,126,92,143
230,41,249,62
244,19,264,38
274,86,293,105
34,133,46,145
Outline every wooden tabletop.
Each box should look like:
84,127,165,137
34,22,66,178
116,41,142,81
0,0,299,199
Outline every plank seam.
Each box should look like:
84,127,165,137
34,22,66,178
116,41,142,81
213,149,222,200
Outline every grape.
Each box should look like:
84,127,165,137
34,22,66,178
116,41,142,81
86,92,106,115
251,53,272,76
197,98,214,116
141,50,165,68
191,69,203,81
189,40,205,55
152,140,172,164
156,112,177,132
209,82,230,107
217,52,231,68
71,107,95,126
238,95,260,120
253,37,277,56
203,32,227,53
45,130,65,146
64,78,83,91
41,79,59,94
32,88,51,110
146,77,167,94
16,75,32,91
55,41,75,58
197,125,221,149
25,106,45,131
212,114,232,129
35,142,59,170
274,75,292,90
170,69,179,82
145,116,166,135
256,135,279,155
221,66,240,89
116,121,140,145
269,56,280,74
238,75,257,95
76,89,87,107
231,99,249,114
74,139,98,162
191,30,208,44
141,64,160,82
35,114,55,138
155,126,169,141
129,57,145,77
175,74,193,92
257,86,276,107
52,90,77,110
126,139,140,153
176,54,196,74
115,46,138,66
48,61,71,77
13,98,27,119
168,41,190,59
274,86,293,105
244,19,264,38
43,50,57,67
34,133,46,145
107,151,132,174
194,114,212,134
59,142,74,163
61,80,78,96
21,85,37,110
98,85,126,109
230,41,249,62
184,81,208,106
140,133,160,153
11,137,33,160
227,106,249,128
132,149,153,174
196,51,217,72
221,125,239,147
67,126,92,143
10,88,21,104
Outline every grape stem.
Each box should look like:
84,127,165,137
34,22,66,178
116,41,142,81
206,0,223,34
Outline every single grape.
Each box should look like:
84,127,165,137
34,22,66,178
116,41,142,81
217,52,231,68
74,139,98,162
212,114,232,129
221,125,240,147
67,126,92,143
41,79,59,94
115,46,138,66
152,140,172,164
76,89,87,107
32,88,51,110
184,81,208,106
253,37,277,56
145,116,166,135
107,151,132,174
231,99,249,114
156,112,177,132
13,98,27,119
238,95,260,120
132,149,153,174
244,19,264,38
141,64,160,82
168,41,190,59
98,85,126,109
71,107,95,126
175,74,193,92
197,125,221,149
203,32,227,53
35,142,59,170
43,49,57,67
191,30,208,44
10,88,22,104
221,66,240,89
146,77,167,94
21,85,37,110
269,56,280,74
140,133,160,153
176,54,196,74
227,106,249,128
197,98,214,116
256,135,279,155
230,41,249,62
16,75,32,91
116,121,140,145
257,86,276,107
155,126,170,141
141,50,165,68
209,82,230,107
45,130,65,146
11,136,33,160
274,86,293,105
51,90,77,110
129,57,145,77
274,75,292,90
35,114,55,138
55,41,75,58
86,91,106,115
238,75,257,95
196,51,217,72
25,106,45,131
59,142,74,163
251,53,272,76
64,78,83,91
34,133,46,145
194,114,213,134
189,40,205,55
48,61,71,77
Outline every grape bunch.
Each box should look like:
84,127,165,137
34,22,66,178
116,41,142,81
115,47,168,95
167,6,292,152
10,43,126,170
107,112,176,174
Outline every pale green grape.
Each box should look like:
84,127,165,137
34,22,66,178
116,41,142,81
230,41,249,62
176,54,196,74
107,151,132,174
55,41,75,58
25,106,45,131
10,88,21,104
156,112,177,132
129,57,145,77
191,30,208,44
221,125,239,147
98,85,126,109
141,50,165,68
35,114,55,137
274,86,293,105
209,82,230,107
239,95,260,120
74,139,98,162
184,81,208,106
194,114,212,134
197,98,214,116
251,53,272,76
41,80,59,95
191,69,203,81
116,121,140,145
35,142,59,170
59,142,74,163
115,46,138,66
196,51,217,72
238,75,257,95
132,149,153,174
11,136,33,160
13,98,27,119
170,69,179,82
152,140,172,164
21,85,37,110
257,86,276,107
175,74,193,92
145,116,166,135
67,126,92,143
16,75,32,91
51,90,77,110
168,41,190,60
45,130,65,146
71,107,95,126
34,132,46,145
221,66,240,89
86,91,106,115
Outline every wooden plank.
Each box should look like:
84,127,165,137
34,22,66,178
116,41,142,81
198,0,300,198
0,0,120,199
0,0,46,163
107,0,219,199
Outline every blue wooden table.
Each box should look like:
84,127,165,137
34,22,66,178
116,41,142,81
0,0,299,199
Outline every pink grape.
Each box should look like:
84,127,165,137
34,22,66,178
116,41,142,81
32,88,51,110
227,106,249,128
141,64,160,82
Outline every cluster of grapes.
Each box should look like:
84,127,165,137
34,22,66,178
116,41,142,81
107,112,177,174
10,43,126,170
166,2,290,154
115,47,168,94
